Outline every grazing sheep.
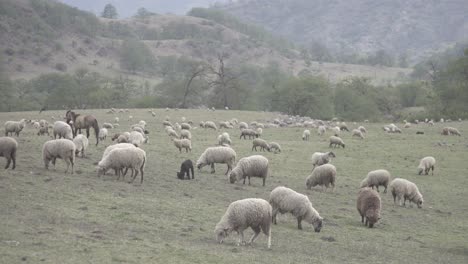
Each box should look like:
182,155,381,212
352,129,364,139
269,142,281,153
404,122,411,128
99,128,108,141
360,169,391,193
181,123,191,130
132,126,145,135
163,120,173,128
53,121,73,140
166,128,179,138
39,119,48,128
129,131,148,147
4,120,26,136
219,121,233,129
42,139,76,174
269,186,323,231
255,128,263,138
442,127,461,136
218,132,232,146
339,123,349,131
215,198,272,249
102,143,136,161
117,132,131,143
229,155,269,186
199,121,205,128
332,126,340,136
302,130,311,141
37,126,49,136
358,126,367,133
389,178,423,208
240,129,257,139
204,121,217,130
172,138,192,152
32,122,40,129
196,146,236,175
418,156,436,175
239,122,248,130
252,138,270,152
97,147,146,183
0,137,18,169
317,126,326,136
102,123,114,129
73,134,89,158
177,159,194,180
306,164,337,191
311,152,336,168
356,188,381,228
180,129,192,140
329,136,345,148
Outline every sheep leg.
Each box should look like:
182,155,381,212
5,158,11,169
383,186,387,193
361,215,364,223
86,128,90,138
272,209,278,224
64,158,70,173
248,226,261,245
211,163,215,174
376,186,380,192
70,157,74,174
243,177,246,185
225,164,231,175
431,166,434,175
248,176,251,185
262,177,265,187
365,218,368,227
297,216,303,230
129,169,139,183
237,231,246,246
11,154,16,170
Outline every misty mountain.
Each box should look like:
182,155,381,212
217,0,468,64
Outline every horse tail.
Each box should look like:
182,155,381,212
93,119,100,146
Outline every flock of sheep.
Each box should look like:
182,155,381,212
0,110,463,249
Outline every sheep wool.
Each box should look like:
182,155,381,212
4,120,26,137
252,138,270,152
53,121,73,140
73,134,89,158
269,142,281,153
129,131,148,147
99,128,108,141
389,178,423,208
356,188,381,228
311,152,336,168
229,155,269,186
302,130,311,141
418,156,436,175
317,126,326,136
329,136,345,148
269,186,323,231
215,198,272,249
180,129,192,140
196,146,236,175
0,137,18,169
360,169,391,193
218,132,232,146
352,129,365,139
97,147,146,183
204,121,217,130
306,164,337,191
42,139,76,174
172,138,192,152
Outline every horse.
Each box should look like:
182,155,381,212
65,110,100,146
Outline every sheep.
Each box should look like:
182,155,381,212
331,126,340,136
418,156,436,175
317,126,326,136
352,129,364,139
196,146,236,175
73,134,89,158
389,178,423,208
163,120,173,128
360,169,391,193
442,127,461,136
339,123,349,131
199,121,205,128
311,152,336,168
181,123,191,130
32,122,41,129
302,130,311,141
329,136,345,148
37,126,49,136
214,198,272,249
255,128,263,138
4,120,26,136
218,132,232,146
132,126,145,135
219,121,233,129
129,131,148,147
53,121,73,140
229,155,269,186
102,123,114,129
238,122,248,130
102,143,136,161
358,126,367,133
39,119,48,128
180,129,192,140
269,142,281,153
404,122,411,128
99,128,108,141
269,186,323,231
0,137,18,169
177,159,194,180
204,121,217,130
230,118,239,125
97,147,146,184
116,132,131,143
306,164,337,191
356,188,381,228
252,138,270,152
240,129,257,139
42,139,76,174
172,138,192,153
114,117,119,123
166,127,179,138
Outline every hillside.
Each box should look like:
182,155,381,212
217,0,468,64
0,0,410,83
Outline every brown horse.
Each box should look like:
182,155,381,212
65,110,100,146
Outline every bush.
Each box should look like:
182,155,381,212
55,63,67,72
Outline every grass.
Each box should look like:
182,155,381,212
0,109,467,264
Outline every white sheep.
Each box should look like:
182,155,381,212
360,169,391,193
358,126,367,133
215,198,272,249
133,126,145,135
306,164,337,191
302,130,311,141
240,129,257,139
269,186,323,231
331,126,340,135
53,121,73,140
269,142,281,153
204,121,217,130
0,137,18,169
129,131,148,147
99,128,108,141
317,126,326,136
102,123,114,129
239,122,248,130
357,188,381,228
102,143,136,161
256,128,263,137
180,129,192,140
117,132,131,143
196,146,236,175
442,127,461,136
229,155,269,186
97,147,146,183
4,120,26,136
42,139,76,174
352,129,365,139
329,136,345,148
252,138,270,152
73,134,89,158
311,152,336,168
218,132,232,146
172,138,192,152
389,178,423,208
114,117,119,123
418,156,436,175
181,123,192,130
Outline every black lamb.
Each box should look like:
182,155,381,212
177,159,194,180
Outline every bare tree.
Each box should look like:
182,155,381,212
207,53,242,108
181,63,206,108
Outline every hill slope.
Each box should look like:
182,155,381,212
0,0,410,83
217,0,468,63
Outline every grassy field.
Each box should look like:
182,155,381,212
0,109,467,264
